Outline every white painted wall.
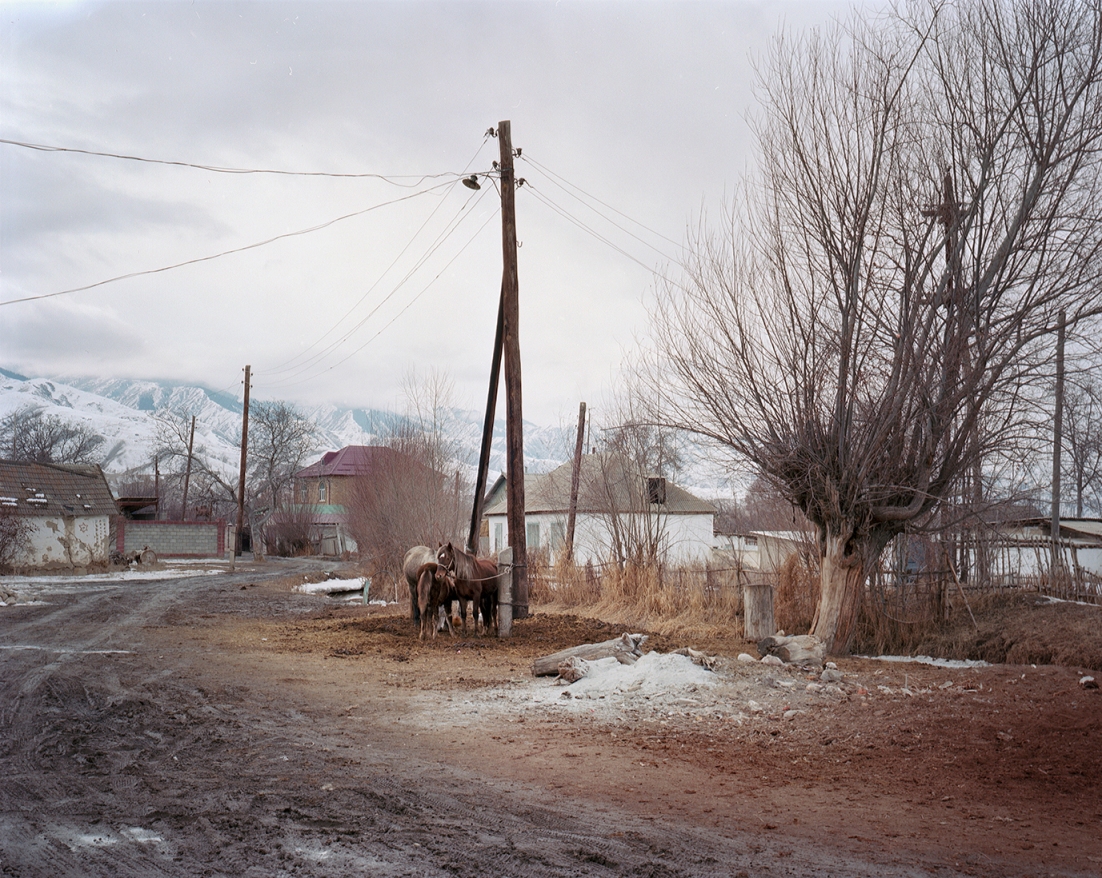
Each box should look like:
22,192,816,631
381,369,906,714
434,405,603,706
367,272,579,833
487,511,714,566
18,514,111,570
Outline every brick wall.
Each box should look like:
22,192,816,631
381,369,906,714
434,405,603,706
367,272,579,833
117,520,226,558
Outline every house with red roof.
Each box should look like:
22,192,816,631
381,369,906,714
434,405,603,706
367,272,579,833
286,446,413,555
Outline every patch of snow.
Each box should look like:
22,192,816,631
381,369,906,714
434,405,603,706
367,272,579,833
3,568,221,586
294,577,367,595
1034,594,1101,609
859,654,991,669
527,651,717,710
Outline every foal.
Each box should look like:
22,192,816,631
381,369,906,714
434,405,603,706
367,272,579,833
416,562,455,641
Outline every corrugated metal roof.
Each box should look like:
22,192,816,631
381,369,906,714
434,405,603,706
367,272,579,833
1062,519,1102,540
483,453,714,516
295,446,405,479
0,460,117,518
998,517,1102,544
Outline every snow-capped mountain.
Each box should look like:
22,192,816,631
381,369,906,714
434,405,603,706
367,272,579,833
0,370,574,483
0,370,738,497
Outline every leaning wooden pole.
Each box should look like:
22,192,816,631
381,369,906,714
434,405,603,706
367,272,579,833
498,120,528,618
563,401,586,562
467,281,505,554
181,415,196,521
235,365,251,557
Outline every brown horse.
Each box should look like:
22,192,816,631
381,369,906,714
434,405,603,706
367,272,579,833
403,545,436,625
416,562,455,641
437,542,502,636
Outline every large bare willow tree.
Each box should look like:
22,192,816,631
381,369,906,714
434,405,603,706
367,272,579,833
649,0,1102,652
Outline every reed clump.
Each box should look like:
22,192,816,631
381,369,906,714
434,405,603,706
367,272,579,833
530,557,743,638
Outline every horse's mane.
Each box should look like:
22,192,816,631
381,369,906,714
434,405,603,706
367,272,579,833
446,543,498,583
449,543,479,581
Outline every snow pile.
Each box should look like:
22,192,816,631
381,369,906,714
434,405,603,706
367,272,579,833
861,654,990,669
530,651,717,709
294,577,368,596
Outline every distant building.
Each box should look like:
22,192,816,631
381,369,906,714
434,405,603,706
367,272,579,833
986,517,1102,583
0,459,117,571
287,445,422,555
482,452,715,566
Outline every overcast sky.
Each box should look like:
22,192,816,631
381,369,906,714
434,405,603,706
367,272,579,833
1,0,849,425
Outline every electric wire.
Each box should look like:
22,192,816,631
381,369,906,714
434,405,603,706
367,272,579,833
0,137,462,185
262,140,495,375
261,183,484,378
521,154,684,251
0,180,455,307
257,204,498,392
523,184,684,289
259,183,493,387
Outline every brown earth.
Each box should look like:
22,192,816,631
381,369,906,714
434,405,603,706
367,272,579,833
1,559,1100,877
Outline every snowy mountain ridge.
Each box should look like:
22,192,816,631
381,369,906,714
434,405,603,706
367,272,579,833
0,370,574,484
0,370,737,497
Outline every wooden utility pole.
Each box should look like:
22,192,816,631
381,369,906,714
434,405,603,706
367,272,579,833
235,365,251,557
564,401,587,562
1052,309,1066,571
498,120,528,618
468,282,505,554
181,415,196,521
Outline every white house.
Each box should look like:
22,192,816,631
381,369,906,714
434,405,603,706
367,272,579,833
482,452,715,566
986,517,1102,583
0,460,117,571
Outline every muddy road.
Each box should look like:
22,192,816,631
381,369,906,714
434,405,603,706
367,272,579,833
1,560,1099,877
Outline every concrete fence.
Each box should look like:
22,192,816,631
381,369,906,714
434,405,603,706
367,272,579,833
117,519,227,558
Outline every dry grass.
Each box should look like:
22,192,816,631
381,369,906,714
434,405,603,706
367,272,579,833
530,558,743,639
773,553,819,635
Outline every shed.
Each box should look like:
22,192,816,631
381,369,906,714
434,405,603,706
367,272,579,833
0,460,117,570
482,452,715,566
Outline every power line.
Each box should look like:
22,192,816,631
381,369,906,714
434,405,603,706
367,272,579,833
262,141,496,376
0,137,474,185
261,184,493,385
258,205,498,391
521,153,684,251
0,180,456,307
524,184,684,289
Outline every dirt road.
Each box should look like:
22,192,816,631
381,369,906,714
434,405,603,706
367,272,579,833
1,560,1099,877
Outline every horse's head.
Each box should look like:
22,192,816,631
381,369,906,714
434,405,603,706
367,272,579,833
437,541,455,571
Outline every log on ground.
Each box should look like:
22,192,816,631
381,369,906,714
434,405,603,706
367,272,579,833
532,633,647,676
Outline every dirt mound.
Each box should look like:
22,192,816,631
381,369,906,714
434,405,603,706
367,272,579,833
915,591,1102,670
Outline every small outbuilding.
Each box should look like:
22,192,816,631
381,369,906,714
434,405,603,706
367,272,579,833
0,459,118,571
482,452,715,566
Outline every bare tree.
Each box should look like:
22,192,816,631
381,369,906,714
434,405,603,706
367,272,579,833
716,476,810,534
0,406,105,464
154,411,237,520
647,0,1102,652
248,401,320,513
585,393,686,568
1063,377,1102,517
346,370,468,580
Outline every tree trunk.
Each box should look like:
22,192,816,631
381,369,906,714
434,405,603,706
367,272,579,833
743,583,775,641
810,528,870,655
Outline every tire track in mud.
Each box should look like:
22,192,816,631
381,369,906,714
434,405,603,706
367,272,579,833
2,565,966,877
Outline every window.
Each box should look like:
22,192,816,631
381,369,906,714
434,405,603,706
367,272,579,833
550,520,565,551
526,521,540,550
297,482,308,503
318,481,328,503
646,477,667,505
494,522,504,552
